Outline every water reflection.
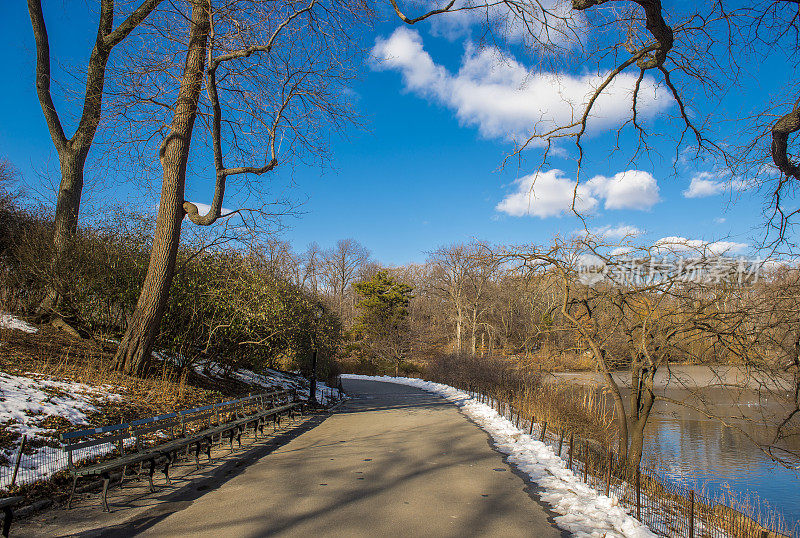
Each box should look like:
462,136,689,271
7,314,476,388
638,389,800,525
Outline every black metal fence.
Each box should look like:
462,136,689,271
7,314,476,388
462,387,797,538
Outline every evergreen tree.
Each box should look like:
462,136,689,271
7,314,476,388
353,271,414,375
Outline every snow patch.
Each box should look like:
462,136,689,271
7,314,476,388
0,314,38,334
0,372,124,487
193,360,341,402
342,374,656,538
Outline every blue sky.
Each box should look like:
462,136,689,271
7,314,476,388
0,2,776,265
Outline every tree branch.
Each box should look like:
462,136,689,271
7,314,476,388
388,0,457,24
26,0,67,152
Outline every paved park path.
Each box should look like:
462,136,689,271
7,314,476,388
19,379,566,537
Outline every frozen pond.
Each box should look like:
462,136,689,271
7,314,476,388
641,388,800,526
553,366,800,527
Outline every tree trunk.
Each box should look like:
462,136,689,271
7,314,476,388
470,310,477,356
113,0,209,376
455,307,462,353
36,151,86,318
627,367,656,469
53,151,85,248
610,378,629,460
628,420,647,470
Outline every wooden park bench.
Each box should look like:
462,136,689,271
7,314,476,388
0,496,22,537
60,389,305,511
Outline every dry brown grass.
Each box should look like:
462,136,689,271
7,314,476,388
510,381,616,447
521,342,596,372
0,326,227,414
426,353,616,447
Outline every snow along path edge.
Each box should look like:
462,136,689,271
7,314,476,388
341,374,657,538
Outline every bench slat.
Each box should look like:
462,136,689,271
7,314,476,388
129,412,178,427
0,497,23,509
65,432,130,452
61,422,127,441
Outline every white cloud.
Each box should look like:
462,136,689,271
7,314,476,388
683,171,750,198
714,217,726,224
596,224,643,239
497,169,659,218
683,172,725,198
496,170,597,218
575,224,644,240
371,28,672,144
586,170,660,210
610,246,636,255
652,236,748,256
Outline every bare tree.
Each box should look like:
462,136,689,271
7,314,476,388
319,239,372,326
428,243,474,353
0,159,18,208
464,246,498,356
26,0,163,321
499,237,771,468
112,0,366,375
300,242,322,293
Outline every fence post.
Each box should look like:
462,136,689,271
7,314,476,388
689,490,695,538
529,416,535,436
568,434,574,469
583,441,589,482
636,467,641,520
10,435,26,486
539,421,548,442
557,429,564,456
605,451,613,497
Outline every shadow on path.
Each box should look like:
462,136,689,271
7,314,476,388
67,413,332,538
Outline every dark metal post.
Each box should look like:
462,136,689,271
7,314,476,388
689,490,695,538
583,441,589,482
568,433,574,469
636,467,641,520
10,435,26,486
309,349,318,406
539,421,548,442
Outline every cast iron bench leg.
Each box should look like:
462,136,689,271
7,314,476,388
228,430,235,451
2,506,13,538
100,471,111,512
205,436,212,462
120,465,127,488
162,453,172,485
147,459,156,492
236,427,243,448
68,476,78,509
